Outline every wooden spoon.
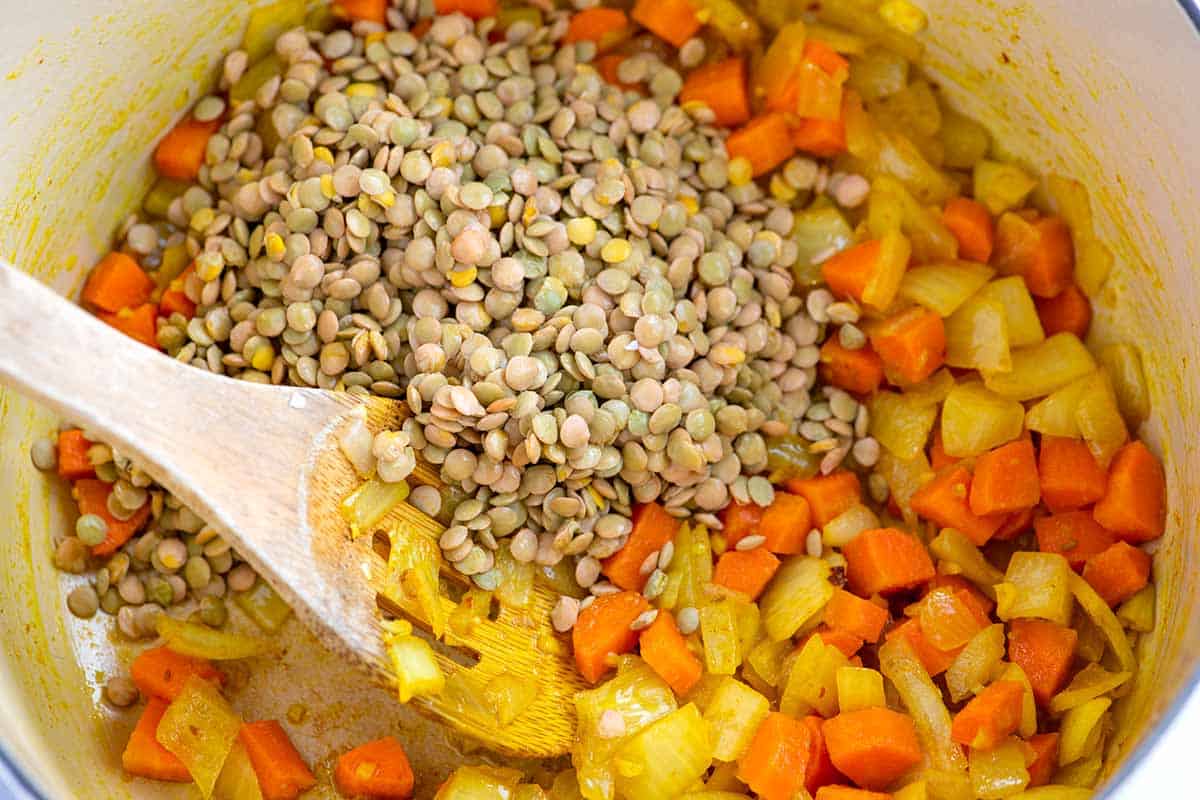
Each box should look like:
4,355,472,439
0,262,586,758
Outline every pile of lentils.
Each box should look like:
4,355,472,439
43,2,884,638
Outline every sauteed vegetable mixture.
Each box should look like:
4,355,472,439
32,0,1165,798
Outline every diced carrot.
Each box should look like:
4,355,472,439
594,54,642,93
822,239,882,303
1092,440,1167,543
869,306,946,386
432,0,498,20
1034,511,1115,571
941,197,995,263
335,737,415,799
910,465,1006,546
239,721,316,800
638,611,703,695
738,712,812,800
714,547,781,600
333,0,387,24
773,41,848,120
1082,541,1151,607
1027,732,1060,787
1007,619,1078,706
792,116,848,157
630,0,701,47
74,478,153,556
564,7,629,51
602,502,680,591
759,492,813,554
786,471,863,528
1036,284,1092,338
993,213,1074,298
803,40,851,79
819,338,885,396
409,18,432,38
99,303,160,349
969,439,1040,516
916,587,989,651
812,627,865,658
159,264,196,320
815,787,894,800
679,57,751,128
154,117,221,182
885,618,959,676
950,680,1025,749
572,591,650,683
823,707,922,791
843,528,935,597
823,588,889,643
993,506,1035,541
929,428,960,472
131,646,224,701
56,429,95,481
721,500,764,549
82,252,155,313
1039,435,1108,512
727,113,796,177
805,716,844,793
926,574,994,617
122,697,192,782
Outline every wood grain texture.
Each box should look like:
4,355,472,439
0,261,582,757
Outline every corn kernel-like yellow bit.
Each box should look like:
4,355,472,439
346,82,378,97
679,194,700,215
195,252,223,282
189,207,216,233
566,216,597,246
251,345,275,372
770,173,798,203
375,189,396,208
601,237,632,264
320,173,336,199
264,232,286,261
522,198,539,226
313,146,334,165
431,141,456,168
449,266,477,288
488,205,507,228
728,157,753,186
879,0,928,34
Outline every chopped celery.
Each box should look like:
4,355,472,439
383,622,445,703
730,597,762,654
976,277,1045,347
613,704,713,800
879,637,968,774
233,579,292,633
974,160,1038,216
876,450,935,527
791,207,854,286
213,740,263,800
945,296,1011,372
862,229,913,310
939,109,991,169
823,504,881,548
485,673,538,727
386,524,447,639
1025,374,1092,438
703,678,771,761
662,523,713,612
899,261,995,317
780,633,848,717
700,600,743,675
995,552,1074,626
1069,573,1136,673
969,738,1030,799
765,435,823,483
157,678,242,799
875,130,959,205
241,0,306,61
928,530,1004,598
1097,343,1151,427
996,663,1038,738
156,615,271,660
573,659,677,800
1049,663,1132,715
686,673,729,714
436,766,524,799
341,478,411,534
1117,584,1155,633
758,556,833,641
1057,697,1110,765
494,547,535,610
983,333,1097,401
946,624,1006,703
230,54,283,104
940,383,1024,457
849,46,910,100
746,638,793,688
836,666,886,712
904,368,957,406
1074,370,1128,467
870,390,938,459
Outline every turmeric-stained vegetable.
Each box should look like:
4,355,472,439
969,738,1030,800
1096,343,1150,426
878,637,968,775
157,678,243,799
848,45,909,100
836,665,886,712
1057,697,1110,766
928,529,1004,599
974,161,1037,216
984,333,1096,401
484,673,539,728
704,678,771,762
792,207,856,284
214,740,264,800
156,616,272,661
899,260,994,317
867,390,939,459
123,697,193,782
242,0,306,60
780,633,848,717
976,276,1046,347
758,556,834,641
383,620,445,703
822,504,881,549
945,624,1005,703
1073,370,1128,468
695,0,763,50
435,765,522,798
613,704,713,800
701,599,744,675
386,524,448,639
944,295,1010,372
335,737,414,800
1116,584,1155,633
996,552,1074,626
1048,662,1132,715
821,233,911,310
660,522,713,612
341,478,411,533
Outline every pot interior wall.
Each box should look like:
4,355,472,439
0,1,1197,797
